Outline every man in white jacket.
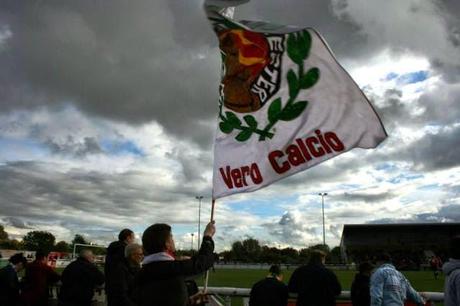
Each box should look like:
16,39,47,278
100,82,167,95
443,235,460,306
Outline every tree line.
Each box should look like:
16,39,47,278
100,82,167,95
217,238,343,264
2,226,342,263
0,225,106,255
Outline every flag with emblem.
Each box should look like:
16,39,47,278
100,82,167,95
205,0,387,199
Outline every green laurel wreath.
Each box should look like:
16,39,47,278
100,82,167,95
219,30,320,142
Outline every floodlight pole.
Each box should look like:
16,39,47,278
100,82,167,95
196,195,204,249
191,233,194,251
319,193,328,246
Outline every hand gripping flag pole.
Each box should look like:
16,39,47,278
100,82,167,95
203,198,216,293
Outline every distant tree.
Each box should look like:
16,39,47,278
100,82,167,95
54,241,71,253
299,248,311,263
22,231,55,253
0,225,8,241
260,246,282,263
231,241,245,261
0,239,23,250
230,238,262,262
72,234,89,246
329,246,343,264
279,247,299,263
242,238,262,262
219,250,233,263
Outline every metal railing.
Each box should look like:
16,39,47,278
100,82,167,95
203,287,445,306
48,284,444,306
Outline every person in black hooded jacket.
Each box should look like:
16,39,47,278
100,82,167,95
351,262,374,306
133,221,216,306
106,229,135,306
288,250,341,306
0,253,27,306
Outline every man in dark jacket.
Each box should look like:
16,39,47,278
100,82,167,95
0,253,27,306
21,251,60,306
288,249,341,306
133,221,216,306
351,262,374,306
106,228,135,306
249,264,288,306
110,243,143,306
58,249,105,306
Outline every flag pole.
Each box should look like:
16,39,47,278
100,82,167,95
203,198,216,293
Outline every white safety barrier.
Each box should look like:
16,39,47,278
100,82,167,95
202,287,444,306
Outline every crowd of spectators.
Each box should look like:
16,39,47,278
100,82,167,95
0,228,458,306
0,221,215,306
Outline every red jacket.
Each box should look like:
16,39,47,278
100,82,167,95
21,260,60,306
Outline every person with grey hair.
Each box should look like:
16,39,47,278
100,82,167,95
109,243,143,306
58,249,105,306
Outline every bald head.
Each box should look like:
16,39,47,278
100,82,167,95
79,249,95,263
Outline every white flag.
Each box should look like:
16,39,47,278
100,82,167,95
205,0,387,199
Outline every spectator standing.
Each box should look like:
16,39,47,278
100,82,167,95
249,264,288,306
430,255,442,279
0,253,27,306
442,235,460,306
133,221,216,306
21,251,60,306
58,249,105,306
288,250,341,306
351,262,374,306
370,253,425,306
106,229,135,306
109,243,143,306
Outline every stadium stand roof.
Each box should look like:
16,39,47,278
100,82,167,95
340,223,460,263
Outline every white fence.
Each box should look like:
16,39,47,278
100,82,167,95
203,287,445,306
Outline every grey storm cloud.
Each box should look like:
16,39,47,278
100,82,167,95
0,0,220,147
45,136,103,157
263,211,318,246
165,147,212,182
0,161,210,236
369,203,460,224
332,191,396,203
403,125,460,171
2,217,33,229
0,0,459,247
1,0,457,149
417,83,460,126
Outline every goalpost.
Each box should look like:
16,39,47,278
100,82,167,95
72,243,107,259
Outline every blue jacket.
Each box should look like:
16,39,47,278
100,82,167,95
442,259,460,306
370,264,424,306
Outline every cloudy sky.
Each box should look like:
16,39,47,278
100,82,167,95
0,0,459,251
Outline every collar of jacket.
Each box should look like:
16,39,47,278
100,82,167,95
380,263,396,270
142,252,175,265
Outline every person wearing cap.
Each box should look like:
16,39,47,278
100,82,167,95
249,264,288,306
351,262,374,306
0,253,27,306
